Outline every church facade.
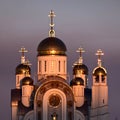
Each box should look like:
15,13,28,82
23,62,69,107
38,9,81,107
11,11,109,120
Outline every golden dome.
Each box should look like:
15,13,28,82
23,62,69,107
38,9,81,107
37,37,67,56
21,77,33,86
70,77,84,86
16,64,31,75
93,67,107,76
73,64,88,75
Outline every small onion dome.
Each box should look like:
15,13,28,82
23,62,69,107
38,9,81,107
16,64,31,75
73,64,88,75
93,67,107,76
70,77,84,86
21,77,33,86
37,37,67,56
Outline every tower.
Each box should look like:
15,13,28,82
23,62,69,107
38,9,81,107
91,49,109,120
70,48,91,120
70,48,88,107
11,47,33,120
37,10,67,80
15,47,31,89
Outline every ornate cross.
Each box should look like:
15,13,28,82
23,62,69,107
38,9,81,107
19,47,28,57
48,10,56,37
95,49,104,67
19,47,28,64
76,47,85,64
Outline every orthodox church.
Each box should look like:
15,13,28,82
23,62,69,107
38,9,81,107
11,11,109,120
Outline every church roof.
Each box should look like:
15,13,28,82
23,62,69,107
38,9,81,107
73,64,88,75
93,67,107,76
37,37,67,56
21,77,34,86
70,77,84,86
16,64,31,75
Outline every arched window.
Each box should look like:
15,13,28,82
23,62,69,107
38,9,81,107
102,75,105,83
95,75,99,83
51,112,57,120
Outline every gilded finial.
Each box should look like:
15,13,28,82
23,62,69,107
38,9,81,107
48,10,56,37
95,49,104,67
19,47,28,64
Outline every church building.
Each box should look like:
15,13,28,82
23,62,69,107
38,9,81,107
11,10,109,120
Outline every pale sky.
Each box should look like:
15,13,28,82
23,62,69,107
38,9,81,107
0,1,120,120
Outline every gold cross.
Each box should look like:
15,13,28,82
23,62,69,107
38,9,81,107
19,47,28,57
48,10,56,27
95,49,104,60
48,10,56,37
76,47,85,58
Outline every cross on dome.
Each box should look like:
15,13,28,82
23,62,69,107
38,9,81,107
76,47,85,58
19,47,28,64
19,47,28,56
76,47,85,64
48,10,56,37
95,49,104,67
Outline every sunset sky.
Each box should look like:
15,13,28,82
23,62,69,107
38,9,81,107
0,0,120,120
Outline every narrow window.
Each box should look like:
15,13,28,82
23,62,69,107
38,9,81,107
45,61,47,72
64,61,65,73
102,75,105,83
103,99,104,104
22,87,25,96
58,61,60,72
39,61,41,72
95,75,99,83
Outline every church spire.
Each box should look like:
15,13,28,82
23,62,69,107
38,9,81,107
48,10,56,37
76,47,85,64
19,47,28,64
95,49,104,67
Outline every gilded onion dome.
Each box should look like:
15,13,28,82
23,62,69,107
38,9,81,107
93,67,107,76
37,37,67,56
73,64,88,75
16,64,31,75
21,77,33,86
70,77,84,86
